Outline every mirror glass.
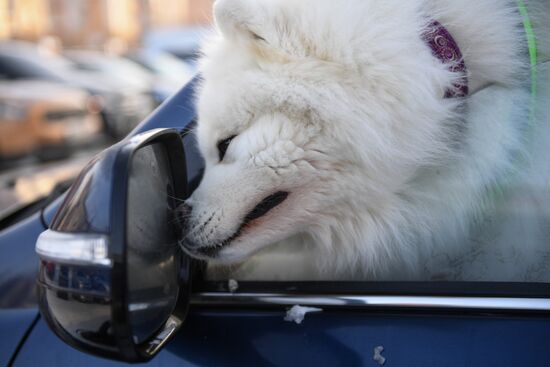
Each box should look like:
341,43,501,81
126,143,180,344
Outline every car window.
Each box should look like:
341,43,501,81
0,55,59,80
203,49,550,288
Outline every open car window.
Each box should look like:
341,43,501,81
201,56,550,294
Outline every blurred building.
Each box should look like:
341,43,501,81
0,0,51,41
0,0,212,48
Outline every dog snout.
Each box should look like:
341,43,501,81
175,203,214,252
175,203,202,252
175,203,193,231
180,237,201,250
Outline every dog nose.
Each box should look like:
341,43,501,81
178,203,193,218
174,203,193,232
180,237,201,250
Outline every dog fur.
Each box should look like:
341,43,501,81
180,0,550,280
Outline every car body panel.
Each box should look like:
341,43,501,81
0,212,45,308
0,308,38,367
11,310,550,366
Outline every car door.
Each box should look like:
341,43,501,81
11,279,550,367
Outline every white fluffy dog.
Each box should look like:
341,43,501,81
179,0,549,280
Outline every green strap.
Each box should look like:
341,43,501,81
488,2,539,200
518,0,538,122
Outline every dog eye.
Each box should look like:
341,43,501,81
250,32,266,42
217,135,236,161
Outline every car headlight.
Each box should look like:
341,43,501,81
0,100,28,121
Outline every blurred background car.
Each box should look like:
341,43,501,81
142,26,207,69
0,80,101,162
0,0,212,218
64,49,189,107
0,41,155,139
125,49,194,102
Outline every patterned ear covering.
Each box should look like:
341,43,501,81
423,20,469,98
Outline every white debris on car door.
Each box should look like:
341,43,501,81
283,305,322,324
373,345,386,365
228,279,238,293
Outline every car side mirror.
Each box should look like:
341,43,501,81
35,128,191,363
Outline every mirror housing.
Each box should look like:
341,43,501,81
35,128,191,363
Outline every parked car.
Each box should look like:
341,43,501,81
125,49,194,103
1,77,550,366
0,80,102,161
0,42,155,139
65,49,184,106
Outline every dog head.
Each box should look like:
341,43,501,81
178,0,459,264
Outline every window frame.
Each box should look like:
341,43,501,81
190,280,550,313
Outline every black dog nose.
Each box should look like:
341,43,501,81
178,203,193,218
180,237,201,250
174,203,193,232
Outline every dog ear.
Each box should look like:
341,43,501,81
213,0,267,42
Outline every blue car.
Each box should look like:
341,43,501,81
1,77,550,367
